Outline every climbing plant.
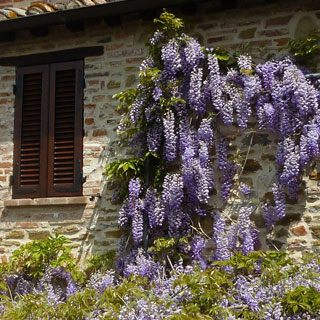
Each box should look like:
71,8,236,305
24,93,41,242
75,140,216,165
110,10,320,272
286,31,320,71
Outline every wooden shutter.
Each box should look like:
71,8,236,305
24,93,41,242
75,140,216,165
13,65,49,199
47,61,83,197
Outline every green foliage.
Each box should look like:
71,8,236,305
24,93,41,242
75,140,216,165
153,9,184,35
105,152,159,181
84,250,116,276
139,67,161,86
0,293,55,320
287,31,320,70
113,88,139,114
105,152,160,200
105,157,145,180
282,286,320,314
213,250,292,284
9,233,75,278
173,266,236,318
149,237,189,264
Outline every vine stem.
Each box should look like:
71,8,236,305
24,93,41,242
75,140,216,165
167,255,175,272
238,131,255,179
198,219,211,240
227,130,255,216
191,225,211,240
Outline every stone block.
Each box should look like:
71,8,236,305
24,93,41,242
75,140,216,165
107,80,121,89
291,225,307,236
287,239,307,249
94,240,114,246
265,15,292,27
242,133,271,147
78,233,95,240
125,74,137,87
261,154,275,161
0,240,21,246
105,230,122,238
92,129,108,137
275,228,289,238
274,38,290,47
259,28,289,37
238,28,256,39
15,222,38,229
243,159,262,173
310,225,320,239
56,225,80,234
6,230,25,239
277,214,302,226
28,230,51,240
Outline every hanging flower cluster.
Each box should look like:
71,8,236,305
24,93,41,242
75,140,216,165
114,11,320,265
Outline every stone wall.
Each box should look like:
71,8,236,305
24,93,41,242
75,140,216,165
1,0,320,263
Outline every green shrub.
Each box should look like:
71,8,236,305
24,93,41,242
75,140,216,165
9,233,75,278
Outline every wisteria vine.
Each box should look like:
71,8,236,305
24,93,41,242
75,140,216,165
113,11,320,270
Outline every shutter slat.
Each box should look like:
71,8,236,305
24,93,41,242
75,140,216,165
20,73,42,187
52,65,75,185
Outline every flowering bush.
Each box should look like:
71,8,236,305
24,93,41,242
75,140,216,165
111,10,320,270
0,239,320,319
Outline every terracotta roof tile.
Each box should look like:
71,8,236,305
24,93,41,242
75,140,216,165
0,0,118,21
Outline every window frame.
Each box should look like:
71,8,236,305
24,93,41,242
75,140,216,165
12,60,84,199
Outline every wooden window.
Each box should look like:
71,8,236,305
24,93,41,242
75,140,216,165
13,61,83,199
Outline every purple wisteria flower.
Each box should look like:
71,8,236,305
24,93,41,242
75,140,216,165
161,39,181,77
212,212,231,261
152,86,162,101
207,53,224,110
87,270,115,293
237,55,253,70
272,183,286,219
163,110,177,162
181,37,204,74
150,31,164,45
188,67,206,115
130,96,145,123
143,187,164,229
262,202,277,232
221,163,238,201
162,173,184,213
217,137,228,171
190,236,208,270
147,120,163,153
198,118,214,148
239,182,251,195
238,207,256,255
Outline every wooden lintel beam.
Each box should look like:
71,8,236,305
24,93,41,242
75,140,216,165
0,46,104,67
0,31,15,42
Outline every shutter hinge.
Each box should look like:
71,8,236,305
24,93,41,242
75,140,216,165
89,193,101,201
9,175,14,186
13,85,16,95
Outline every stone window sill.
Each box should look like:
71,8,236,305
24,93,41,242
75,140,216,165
4,196,91,207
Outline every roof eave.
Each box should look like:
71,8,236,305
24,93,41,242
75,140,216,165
0,0,204,33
